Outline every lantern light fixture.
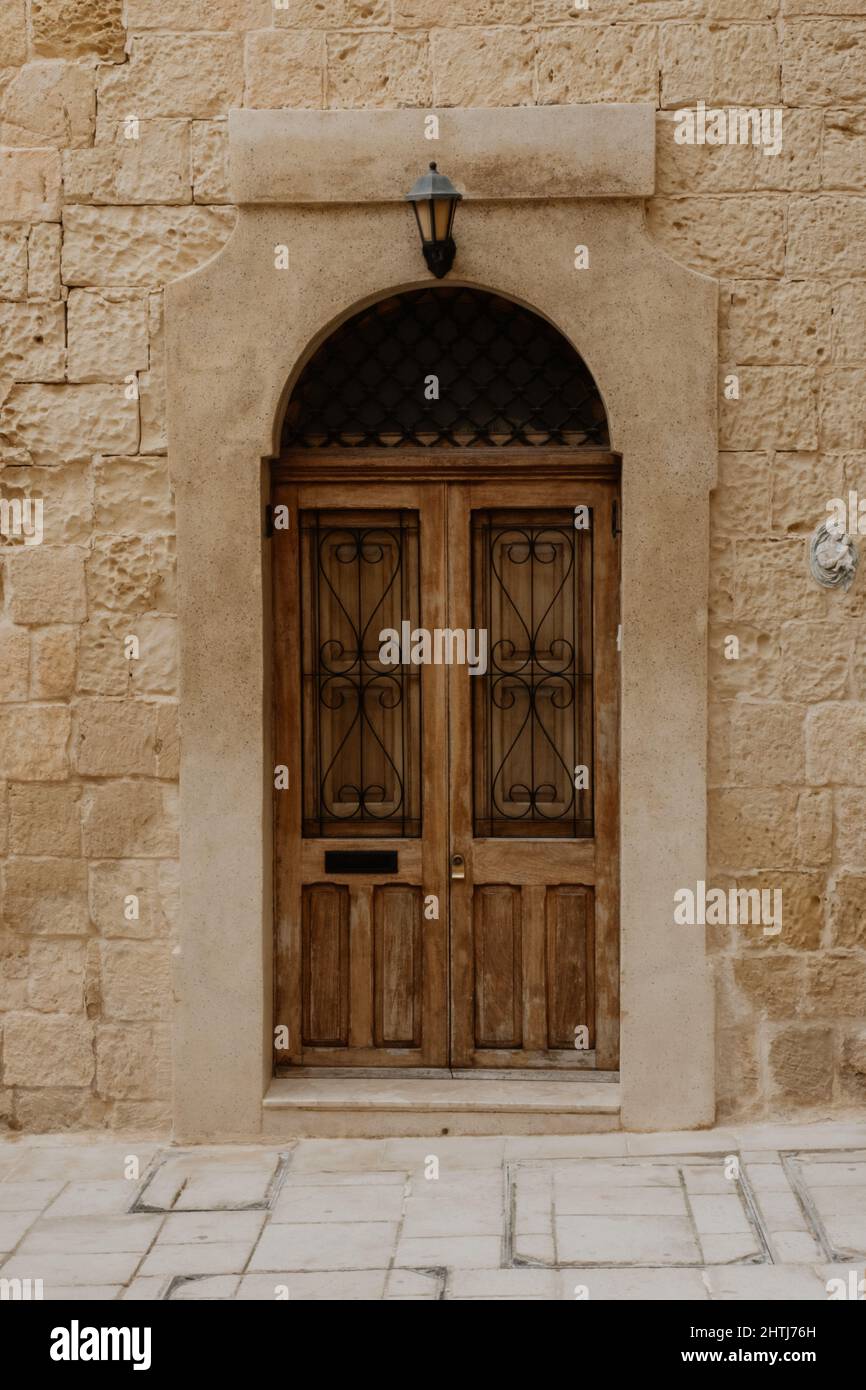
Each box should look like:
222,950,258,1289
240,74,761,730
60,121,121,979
405,162,462,279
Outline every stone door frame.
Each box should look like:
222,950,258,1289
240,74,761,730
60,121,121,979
165,105,718,1140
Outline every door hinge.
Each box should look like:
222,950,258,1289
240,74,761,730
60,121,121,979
612,500,621,538
264,503,274,538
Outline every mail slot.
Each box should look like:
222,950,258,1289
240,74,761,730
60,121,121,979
324,850,399,875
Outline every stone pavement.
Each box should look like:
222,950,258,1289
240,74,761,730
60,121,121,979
1,1120,865,1301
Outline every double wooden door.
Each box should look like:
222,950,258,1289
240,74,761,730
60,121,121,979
273,465,619,1071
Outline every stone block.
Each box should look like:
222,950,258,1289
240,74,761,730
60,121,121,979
94,456,173,535
0,60,95,149
0,0,26,67
709,788,799,867
126,0,270,25
6,546,87,624
95,1023,171,1101
0,622,29,701
835,789,866,863
61,205,236,288
31,627,78,700
77,614,177,697
797,787,834,867
98,941,172,1022
823,109,866,190
326,32,431,108
711,452,770,537
431,29,534,108
783,20,866,104
769,1025,834,1102
0,704,70,780
536,25,658,103
660,22,781,105
1,382,139,464
730,702,805,784
806,703,866,785
245,30,326,108
720,366,818,450
3,1013,94,1088
0,149,61,224
647,196,785,276
82,782,179,858
733,955,806,1017
88,860,168,939
5,857,89,936
191,122,229,204
770,452,843,535
64,120,190,207
656,109,821,194
138,293,165,454
0,301,65,382
27,940,87,1012
0,228,28,299
98,35,245,120
66,290,149,384
821,368,866,449
720,280,831,365
27,224,61,300
9,783,81,856
787,196,866,275
828,873,866,946
75,699,159,777
734,538,825,624
832,282,866,362
32,0,125,61
805,953,866,1015
85,535,175,615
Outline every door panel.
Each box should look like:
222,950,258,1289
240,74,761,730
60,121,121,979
447,481,619,1069
273,482,448,1067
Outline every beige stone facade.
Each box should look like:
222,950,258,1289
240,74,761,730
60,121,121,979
0,2,865,1135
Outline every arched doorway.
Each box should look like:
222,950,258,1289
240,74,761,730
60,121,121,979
271,288,620,1075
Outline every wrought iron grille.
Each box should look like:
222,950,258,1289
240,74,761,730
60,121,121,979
282,289,609,449
300,509,422,837
472,509,593,838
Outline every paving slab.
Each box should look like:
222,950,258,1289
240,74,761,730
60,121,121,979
249,1220,398,1272
237,1270,387,1299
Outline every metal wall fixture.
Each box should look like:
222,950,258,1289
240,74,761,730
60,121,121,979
405,162,462,279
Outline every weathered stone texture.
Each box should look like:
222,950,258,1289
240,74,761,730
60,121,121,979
61,206,236,287
327,32,431,107
99,35,245,119
0,62,95,150
660,23,781,106
431,29,535,107
536,26,658,103
64,121,191,206
1,383,139,463
31,0,125,62
3,1013,94,1088
66,291,149,383
245,30,326,108
0,150,62,224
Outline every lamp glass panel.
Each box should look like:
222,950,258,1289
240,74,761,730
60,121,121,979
433,196,453,241
413,199,434,242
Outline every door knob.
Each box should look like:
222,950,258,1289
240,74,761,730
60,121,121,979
450,854,465,880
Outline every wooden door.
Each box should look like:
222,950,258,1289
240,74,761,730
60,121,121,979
273,480,449,1067
447,480,620,1070
273,466,619,1071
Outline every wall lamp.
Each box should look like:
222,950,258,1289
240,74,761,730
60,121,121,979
405,162,462,279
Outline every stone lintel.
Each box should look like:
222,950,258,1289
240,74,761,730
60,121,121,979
228,105,655,207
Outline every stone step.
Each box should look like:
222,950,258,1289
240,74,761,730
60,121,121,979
262,1077,621,1139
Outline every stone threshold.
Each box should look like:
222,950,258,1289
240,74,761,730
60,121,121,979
262,1076,622,1139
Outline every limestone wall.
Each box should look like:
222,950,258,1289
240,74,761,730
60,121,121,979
0,0,864,1131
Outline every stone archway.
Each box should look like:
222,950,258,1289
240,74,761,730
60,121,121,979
165,104,717,1140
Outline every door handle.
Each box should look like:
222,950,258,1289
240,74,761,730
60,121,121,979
450,854,465,880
